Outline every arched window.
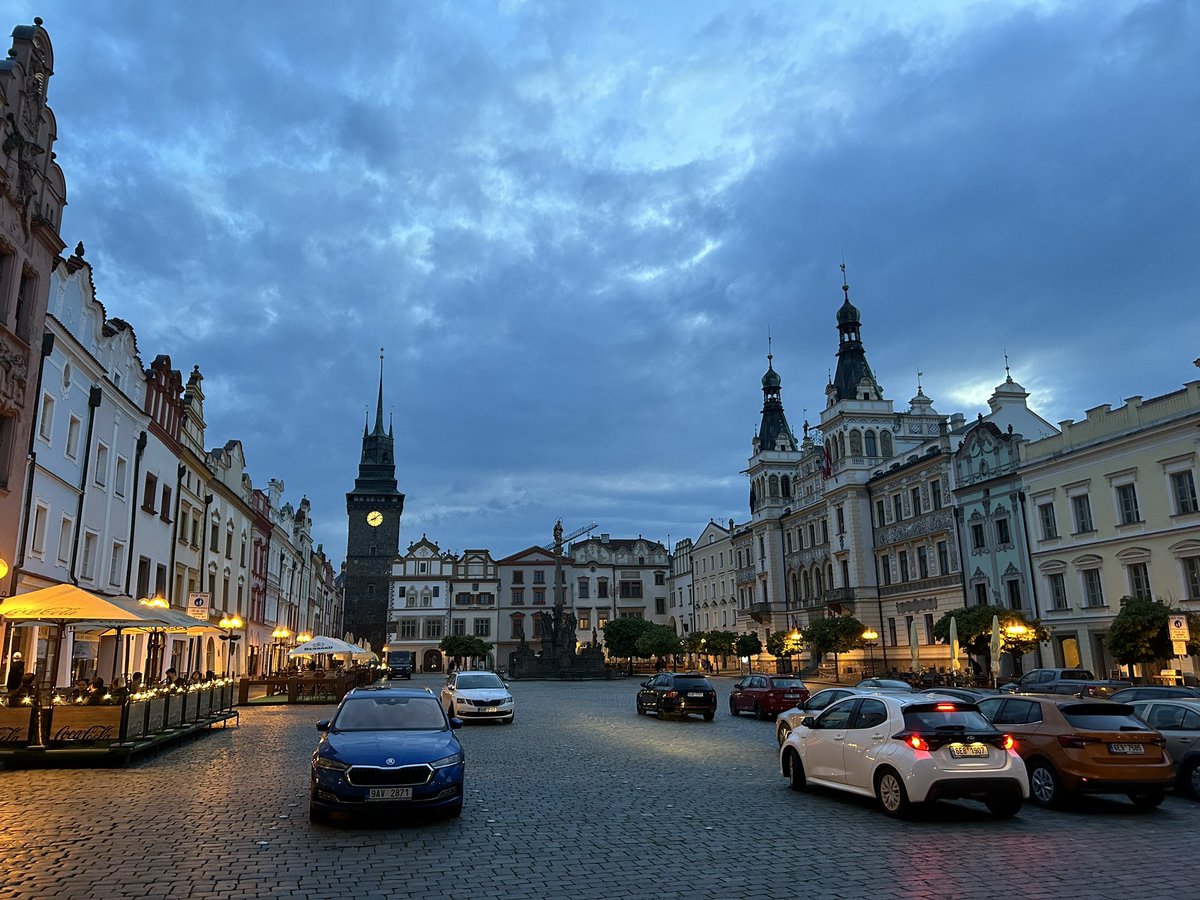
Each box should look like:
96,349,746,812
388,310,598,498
801,571,811,599
849,429,863,455
880,430,894,458
864,430,877,456
769,475,779,497
781,475,791,498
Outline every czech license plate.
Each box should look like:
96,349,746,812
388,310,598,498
687,692,705,698
1108,743,1145,755
367,787,413,800
948,744,989,758
784,693,801,699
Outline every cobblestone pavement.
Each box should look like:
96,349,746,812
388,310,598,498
1,674,1197,900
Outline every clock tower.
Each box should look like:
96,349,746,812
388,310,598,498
344,352,404,652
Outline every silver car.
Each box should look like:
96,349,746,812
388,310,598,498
776,687,882,745
1130,698,1200,799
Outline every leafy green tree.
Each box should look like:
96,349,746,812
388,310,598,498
603,616,653,674
932,606,1048,671
439,635,495,668
803,615,866,680
736,632,763,661
636,624,682,663
765,630,790,658
1106,597,1200,666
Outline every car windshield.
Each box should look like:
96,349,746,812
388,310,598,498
333,696,446,731
903,705,994,732
770,678,806,689
1060,704,1147,731
456,673,504,690
673,677,713,690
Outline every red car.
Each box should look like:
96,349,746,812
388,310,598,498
730,674,810,719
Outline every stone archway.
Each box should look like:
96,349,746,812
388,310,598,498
423,648,442,673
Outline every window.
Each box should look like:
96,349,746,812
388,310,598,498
399,619,418,639
598,579,609,599
472,618,490,637
81,532,97,579
578,612,590,630
38,394,54,442
511,590,524,605
1185,558,1200,601
114,456,127,498
94,444,109,487
996,518,1011,546
1171,471,1198,515
65,415,81,459
1005,579,1021,609
1071,494,1094,533
533,570,545,584
418,562,427,574
225,530,233,558
1047,573,1068,610
512,570,524,584
971,523,986,551
924,613,935,643
1038,503,1058,539
597,614,609,629
930,479,943,510
917,547,929,579
619,580,643,599
893,494,903,521
887,617,897,646
578,578,590,599
510,615,525,639
452,618,466,636
655,597,666,615
836,506,845,534
109,542,125,586
654,572,665,586
1127,562,1151,600
875,500,886,527
899,552,910,582
533,589,545,604
1116,484,1140,525
879,555,891,586
56,517,73,564
1082,569,1105,607
910,487,921,516
936,541,950,575
30,503,48,555
161,486,173,522
974,583,989,606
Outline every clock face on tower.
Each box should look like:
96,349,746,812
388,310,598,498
366,510,383,527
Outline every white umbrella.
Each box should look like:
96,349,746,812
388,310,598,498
909,618,921,673
949,617,961,673
989,614,1002,684
288,635,361,658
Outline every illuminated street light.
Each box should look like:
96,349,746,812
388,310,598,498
862,628,879,677
219,615,243,677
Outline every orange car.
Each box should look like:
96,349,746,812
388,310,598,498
976,695,1174,809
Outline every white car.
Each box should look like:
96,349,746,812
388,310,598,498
440,671,515,724
779,693,1028,818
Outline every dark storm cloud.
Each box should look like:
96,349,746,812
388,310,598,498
16,0,1199,560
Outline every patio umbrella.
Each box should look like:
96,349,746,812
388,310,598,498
1,585,168,686
989,614,1003,685
949,617,961,673
82,601,222,678
909,618,921,673
288,635,361,658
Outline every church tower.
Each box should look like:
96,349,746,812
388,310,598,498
343,352,404,652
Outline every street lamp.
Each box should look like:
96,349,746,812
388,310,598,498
1004,623,1029,677
219,615,243,677
862,628,879,677
297,630,313,644
139,595,170,678
271,627,290,675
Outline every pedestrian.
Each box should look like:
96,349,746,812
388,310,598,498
5,652,25,693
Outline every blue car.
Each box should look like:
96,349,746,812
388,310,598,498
310,686,465,822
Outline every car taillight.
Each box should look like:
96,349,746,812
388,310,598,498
1058,734,1098,749
1002,734,1015,751
907,735,929,751
935,704,957,711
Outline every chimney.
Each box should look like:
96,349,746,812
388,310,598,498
600,533,610,544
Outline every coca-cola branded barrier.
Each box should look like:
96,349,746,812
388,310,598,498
0,706,34,747
47,707,123,746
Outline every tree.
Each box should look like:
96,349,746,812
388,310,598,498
603,616,653,674
1106,597,1200,667
765,630,790,658
705,630,738,672
931,606,1048,671
736,632,763,662
682,631,707,669
636,624,682,664
803,615,866,680
439,635,495,668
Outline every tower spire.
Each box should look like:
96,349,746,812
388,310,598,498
373,347,385,435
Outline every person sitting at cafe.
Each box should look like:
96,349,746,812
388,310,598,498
69,677,90,703
161,667,178,686
188,671,203,685
128,672,144,695
83,676,107,705
108,676,129,705
6,672,37,706
204,670,216,682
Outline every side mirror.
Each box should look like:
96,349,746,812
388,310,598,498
315,720,330,732
502,681,510,689
450,717,464,730
640,681,649,688
801,716,816,729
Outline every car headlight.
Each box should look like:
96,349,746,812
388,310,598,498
501,696,514,705
313,755,350,772
432,751,464,769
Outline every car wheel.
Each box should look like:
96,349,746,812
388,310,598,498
636,699,646,715
754,703,768,721
703,711,715,721
984,795,1022,819
729,698,739,716
777,721,792,747
784,749,807,792
1028,760,1061,808
1182,761,1200,800
1128,791,1165,811
875,768,912,818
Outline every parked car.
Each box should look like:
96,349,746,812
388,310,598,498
729,674,810,719
776,687,883,745
310,685,465,822
1108,686,1200,703
637,672,717,720
1000,668,1131,698
855,678,915,691
440,671,515,724
976,695,1173,809
920,686,1001,704
1129,699,1200,799
779,694,1027,818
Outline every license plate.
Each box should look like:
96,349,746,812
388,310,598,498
1108,743,1145,755
784,693,800,699
687,692,705,698
367,787,413,800
948,744,989,758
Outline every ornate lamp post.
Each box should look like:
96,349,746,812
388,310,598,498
219,615,244,677
271,627,290,675
139,595,170,679
862,628,879,678
1004,623,1029,677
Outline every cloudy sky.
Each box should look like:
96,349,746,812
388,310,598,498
13,0,1200,560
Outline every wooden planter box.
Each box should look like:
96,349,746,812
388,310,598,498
146,696,167,733
124,699,149,741
182,690,200,723
0,706,34,747
165,692,183,729
47,707,123,746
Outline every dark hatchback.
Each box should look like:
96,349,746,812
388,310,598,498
310,686,465,823
637,672,717,720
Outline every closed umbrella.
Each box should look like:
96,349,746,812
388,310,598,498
909,618,921,673
989,614,1002,687
949,617,961,674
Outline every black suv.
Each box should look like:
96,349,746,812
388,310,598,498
636,672,717,720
